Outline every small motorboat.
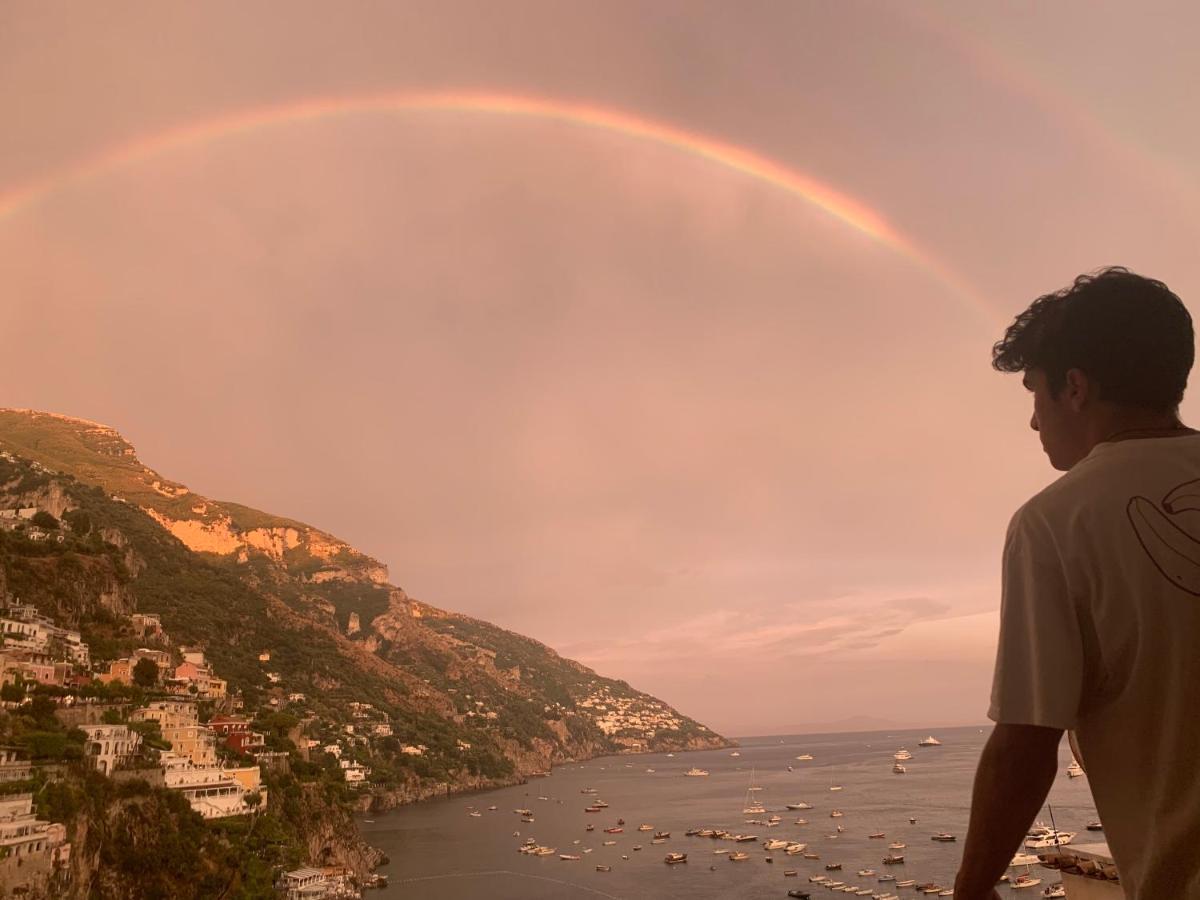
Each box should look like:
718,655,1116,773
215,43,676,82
664,852,687,864
931,832,957,842
595,865,611,872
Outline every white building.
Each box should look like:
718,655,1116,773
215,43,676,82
79,724,141,776
160,754,259,819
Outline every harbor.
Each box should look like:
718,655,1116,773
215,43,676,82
361,726,1099,898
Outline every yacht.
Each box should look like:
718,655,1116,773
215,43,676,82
684,767,709,777
1067,759,1084,778
664,852,687,864
893,749,913,761
930,832,957,842
918,736,942,747
1011,853,1041,867
786,802,813,810
1010,873,1043,890
764,838,790,850
784,842,807,854
1024,830,1075,849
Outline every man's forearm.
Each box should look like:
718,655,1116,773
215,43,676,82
954,723,1062,900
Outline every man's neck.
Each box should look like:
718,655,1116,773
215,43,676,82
1088,411,1193,448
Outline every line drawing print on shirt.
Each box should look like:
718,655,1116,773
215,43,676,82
1127,477,1200,596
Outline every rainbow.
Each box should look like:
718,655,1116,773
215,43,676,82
0,90,990,316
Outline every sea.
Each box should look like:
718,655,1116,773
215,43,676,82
360,725,1098,899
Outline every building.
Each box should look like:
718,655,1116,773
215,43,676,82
209,715,266,755
132,699,199,728
0,794,69,884
339,759,370,787
79,724,141,775
0,749,31,784
279,868,329,900
130,613,162,639
160,754,260,819
96,658,134,686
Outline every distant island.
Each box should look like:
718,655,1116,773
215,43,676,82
0,408,729,899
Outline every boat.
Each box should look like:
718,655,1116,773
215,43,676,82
559,854,580,861
810,875,829,883
894,749,913,761
1010,873,1043,890
829,784,844,791
593,800,609,808
794,818,809,825
584,806,603,813
580,788,597,794
796,754,814,760
637,824,653,832
1067,759,1084,778
645,768,655,774
893,763,907,774
521,817,535,823
487,806,497,811
514,808,532,815
602,840,617,846
728,851,750,861
786,802,813,810
879,873,897,882
651,838,666,844
664,852,687,864
534,847,555,856
684,767,709,777
468,810,481,817
787,891,812,900
585,824,594,832
603,827,623,834
939,891,955,897
1041,886,1065,898
784,842,806,854
830,810,844,817
858,869,877,877
826,863,843,871
1011,854,1041,866
1086,821,1103,831
896,880,916,888
730,751,741,757
918,736,942,747
869,832,886,839
889,841,906,849
785,869,798,877
684,828,701,836
931,832,957,842
803,852,820,859
595,865,611,872
909,817,918,824
764,839,789,850
1024,830,1075,849
882,854,905,865
654,831,671,839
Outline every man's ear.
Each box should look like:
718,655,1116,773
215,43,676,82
1063,368,1092,412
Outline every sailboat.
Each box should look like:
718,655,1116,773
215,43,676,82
742,769,766,814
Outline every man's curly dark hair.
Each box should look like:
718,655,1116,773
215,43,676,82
993,267,1195,412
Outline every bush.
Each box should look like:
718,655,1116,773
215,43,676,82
31,510,59,530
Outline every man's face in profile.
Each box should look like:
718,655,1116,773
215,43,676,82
1025,368,1077,471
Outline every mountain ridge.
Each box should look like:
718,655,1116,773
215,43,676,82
0,407,728,796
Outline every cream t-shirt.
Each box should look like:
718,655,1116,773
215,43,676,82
989,434,1200,900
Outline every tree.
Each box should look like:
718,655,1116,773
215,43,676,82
30,510,58,530
132,658,159,688
62,508,93,535
0,679,26,703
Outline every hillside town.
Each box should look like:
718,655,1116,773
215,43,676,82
0,590,373,898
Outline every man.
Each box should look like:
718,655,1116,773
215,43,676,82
955,267,1200,900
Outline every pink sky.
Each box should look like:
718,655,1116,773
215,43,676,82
2,2,1198,735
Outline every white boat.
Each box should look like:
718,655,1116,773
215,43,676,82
1011,853,1041,867
830,810,844,818
893,763,907,774
786,802,813,810
1041,885,1066,898
784,842,806,854
918,736,942,747
1066,759,1084,778
742,769,766,814
1010,873,1043,890
829,785,844,792
730,751,741,757
684,767,709,777
1024,831,1074,849
764,839,789,850
796,754,814,760
893,749,913,761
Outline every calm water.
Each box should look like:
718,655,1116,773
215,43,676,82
361,726,1097,899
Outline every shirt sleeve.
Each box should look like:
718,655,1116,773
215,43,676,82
988,504,1083,730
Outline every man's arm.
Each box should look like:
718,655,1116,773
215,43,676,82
954,723,1063,900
